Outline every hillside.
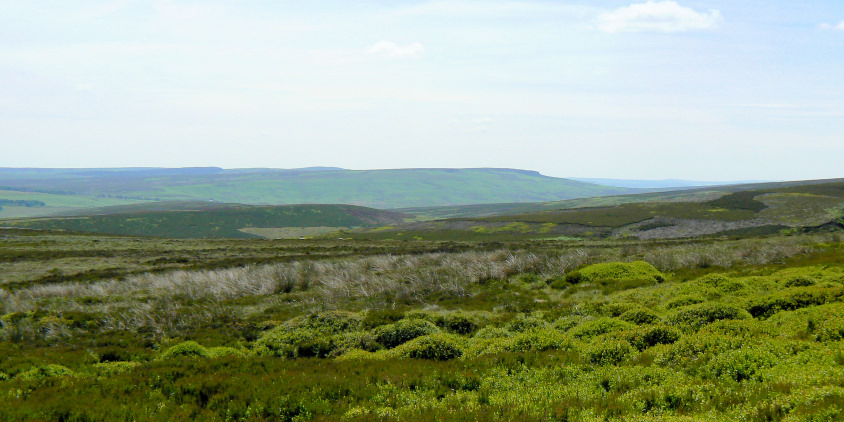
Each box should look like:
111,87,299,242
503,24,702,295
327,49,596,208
3,203,409,239
0,167,637,213
341,180,844,241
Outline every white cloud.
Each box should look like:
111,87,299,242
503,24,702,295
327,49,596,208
598,1,721,33
367,41,425,59
818,21,844,31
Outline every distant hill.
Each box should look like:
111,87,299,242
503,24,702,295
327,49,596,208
341,179,844,241
569,178,770,189
3,203,409,239
0,167,638,215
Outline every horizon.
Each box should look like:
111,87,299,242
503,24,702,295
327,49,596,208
0,165,790,184
2,1,843,180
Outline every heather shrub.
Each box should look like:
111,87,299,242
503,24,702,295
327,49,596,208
566,261,664,284
784,275,817,288
390,333,464,361
506,329,575,352
665,295,705,309
619,307,661,325
335,348,386,361
473,326,513,339
705,349,777,382
331,331,382,354
694,273,732,288
254,328,334,358
505,314,548,332
570,317,635,339
667,303,750,328
586,340,636,366
284,311,363,334
746,286,844,319
91,361,140,378
625,325,682,351
656,332,745,369
207,346,250,358
16,365,75,381
374,319,440,348
160,341,210,359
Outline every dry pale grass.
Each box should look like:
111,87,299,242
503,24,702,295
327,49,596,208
0,234,825,339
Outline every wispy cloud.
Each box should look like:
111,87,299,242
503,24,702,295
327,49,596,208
367,41,425,59
818,21,844,31
598,1,721,33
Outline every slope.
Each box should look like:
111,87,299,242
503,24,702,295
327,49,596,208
3,203,409,239
0,167,637,210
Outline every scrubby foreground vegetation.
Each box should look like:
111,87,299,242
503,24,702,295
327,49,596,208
1,230,843,420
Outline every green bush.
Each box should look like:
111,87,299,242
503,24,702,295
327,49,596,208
667,303,750,328
746,287,844,319
626,325,682,351
473,326,513,339
16,364,75,381
325,330,382,355
601,302,638,317
694,273,732,288
426,312,479,335
254,328,335,358
706,349,776,382
666,295,705,309
362,309,405,329
586,340,636,366
374,319,440,349
160,341,210,359
507,329,575,352
505,314,548,333
391,333,464,360
656,332,745,368
566,261,665,284
207,346,249,358
91,361,140,378
784,275,818,288
552,315,587,332
564,271,583,285
284,311,362,334
619,307,661,325
570,318,635,339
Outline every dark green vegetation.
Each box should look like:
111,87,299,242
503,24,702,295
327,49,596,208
3,204,409,239
0,167,636,214
347,181,844,241
2,226,844,420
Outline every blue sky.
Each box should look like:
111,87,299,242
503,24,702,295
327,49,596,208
1,1,843,180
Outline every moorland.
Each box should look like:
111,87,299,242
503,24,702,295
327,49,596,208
1,172,844,421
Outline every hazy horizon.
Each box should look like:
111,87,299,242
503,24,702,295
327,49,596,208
2,1,843,181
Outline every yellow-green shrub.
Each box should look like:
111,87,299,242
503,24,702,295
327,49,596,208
566,261,665,284
374,319,440,348
389,333,464,360
160,341,210,359
570,317,635,339
585,340,636,366
625,325,682,351
667,302,750,328
16,364,75,381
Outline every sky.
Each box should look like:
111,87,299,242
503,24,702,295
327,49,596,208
1,1,843,181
